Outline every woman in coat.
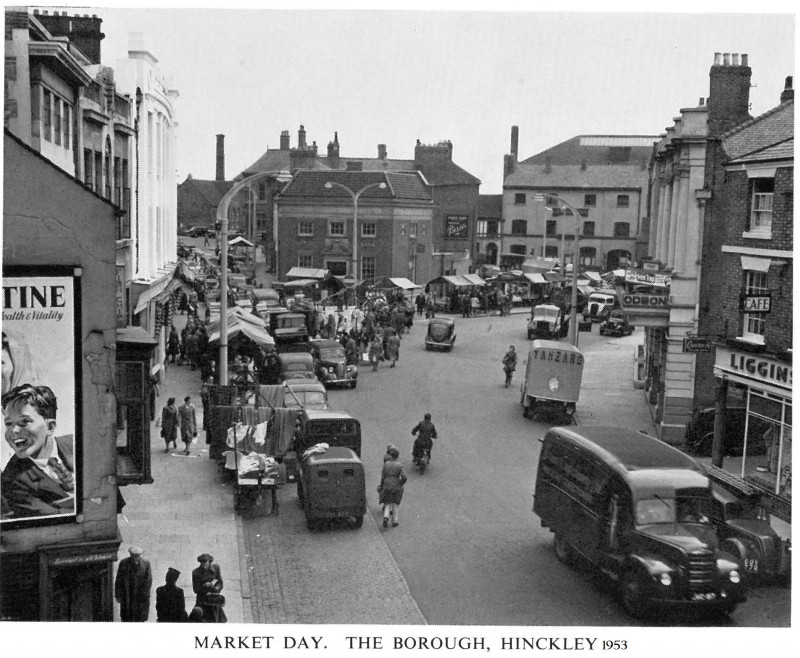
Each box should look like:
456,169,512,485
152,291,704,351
386,330,400,367
160,397,179,452
378,447,407,528
192,553,227,623
368,335,383,372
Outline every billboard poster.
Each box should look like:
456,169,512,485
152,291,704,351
1,272,79,526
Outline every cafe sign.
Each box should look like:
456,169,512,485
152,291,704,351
740,293,772,313
683,336,714,353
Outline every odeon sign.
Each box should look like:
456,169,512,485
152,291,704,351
622,294,669,308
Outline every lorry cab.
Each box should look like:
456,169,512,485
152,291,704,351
297,446,366,530
533,426,746,618
527,304,566,340
269,309,310,352
586,290,618,321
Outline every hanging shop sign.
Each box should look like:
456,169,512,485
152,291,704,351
682,336,714,353
2,268,81,528
740,293,772,313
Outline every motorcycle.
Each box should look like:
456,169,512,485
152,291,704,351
413,448,431,473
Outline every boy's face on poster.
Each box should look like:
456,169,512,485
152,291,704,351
3,402,56,460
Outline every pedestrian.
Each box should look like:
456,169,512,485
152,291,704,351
156,567,188,623
203,231,210,247
387,329,401,368
179,291,189,315
377,447,407,528
416,293,426,317
368,334,383,372
186,331,200,371
345,334,359,366
167,325,180,364
470,292,480,316
114,546,153,622
179,396,197,455
160,397,179,452
502,345,518,388
192,553,227,623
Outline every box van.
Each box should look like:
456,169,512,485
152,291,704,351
533,426,746,618
282,410,362,483
297,446,366,530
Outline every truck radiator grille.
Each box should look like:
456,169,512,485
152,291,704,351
687,554,715,592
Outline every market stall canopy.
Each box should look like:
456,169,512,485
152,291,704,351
523,272,547,284
207,307,274,348
584,271,602,283
441,275,472,287
286,267,328,280
543,272,566,283
388,277,421,290
462,273,486,286
228,235,255,247
282,278,319,288
521,257,559,273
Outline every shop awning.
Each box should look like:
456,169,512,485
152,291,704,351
523,272,547,284
286,267,328,280
521,257,558,273
442,275,472,287
132,268,179,315
388,277,421,290
462,273,486,286
543,273,565,283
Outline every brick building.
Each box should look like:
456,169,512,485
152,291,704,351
475,194,503,267
238,127,479,276
274,170,435,284
502,128,656,271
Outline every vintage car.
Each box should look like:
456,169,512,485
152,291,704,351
586,289,618,322
527,304,566,340
284,380,330,411
425,318,456,351
277,352,317,383
308,339,359,389
598,310,634,337
710,483,791,583
685,406,769,457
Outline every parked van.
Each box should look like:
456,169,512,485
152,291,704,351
297,446,366,530
533,426,746,618
282,410,362,483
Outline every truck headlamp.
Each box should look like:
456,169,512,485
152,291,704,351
659,573,672,586
729,570,741,584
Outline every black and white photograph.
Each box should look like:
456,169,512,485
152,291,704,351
1,2,794,656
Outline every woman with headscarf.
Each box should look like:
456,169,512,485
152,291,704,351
377,447,407,529
192,553,227,623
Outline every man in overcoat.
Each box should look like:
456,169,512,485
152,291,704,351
115,546,153,622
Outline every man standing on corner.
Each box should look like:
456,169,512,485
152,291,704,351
115,545,153,622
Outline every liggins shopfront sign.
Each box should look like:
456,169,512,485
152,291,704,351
715,346,792,393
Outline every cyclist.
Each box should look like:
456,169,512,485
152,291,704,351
411,413,438,466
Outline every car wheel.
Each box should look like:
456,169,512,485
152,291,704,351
554,532,574,565
619,571,648,619
350,381,357,389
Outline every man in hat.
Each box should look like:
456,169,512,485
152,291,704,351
114,546,152,622
192,553,226,623
156,567,187,623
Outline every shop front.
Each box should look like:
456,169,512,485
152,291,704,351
714,346,792,522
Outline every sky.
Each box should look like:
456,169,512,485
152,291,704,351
37,5,797,193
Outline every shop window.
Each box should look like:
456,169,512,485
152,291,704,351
613,222,630,238
616,194,629,208
584,193,596,206
742,270,768,343
511,219,527,235
514,193,526,205
583,221,595,237
748,178,774,236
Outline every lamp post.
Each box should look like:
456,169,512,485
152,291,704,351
324,179,387,285
534,194,581,346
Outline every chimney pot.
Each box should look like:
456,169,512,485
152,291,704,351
741,53,748,67
780,75,794,103
723,53,731,66
732,53,740,66
714,52,722,65
378,144,387,160
699,97,705,106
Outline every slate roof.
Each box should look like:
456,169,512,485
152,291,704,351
519,134,657,167
180,177,234,206
723,101,794,162
277,169,432,201
477,194,502,217
505,163,650,190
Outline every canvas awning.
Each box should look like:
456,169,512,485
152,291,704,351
441,275,472,287
584,271,602,283
282,278,318,288
228,236,254,247
521,257,558,273
286,267,328,280
523,272,547,284
207,307,274,348
543,273,565,283
388,277,421,290
462,273,486,286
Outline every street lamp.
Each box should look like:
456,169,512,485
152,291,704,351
534,194,581,346
324,179,387,284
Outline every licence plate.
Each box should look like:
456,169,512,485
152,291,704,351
691,592,717,602
743,558,759,572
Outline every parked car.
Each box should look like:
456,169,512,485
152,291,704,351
308,339,358,389
527,304,566,340
284,380,330,411
710,483,791,583
599,310,634,337
425,318,456,351
187,226,209,238
685,407,769,457
278,352,317,383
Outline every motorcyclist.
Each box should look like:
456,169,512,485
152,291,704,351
502,345,517,388
411,413,438,465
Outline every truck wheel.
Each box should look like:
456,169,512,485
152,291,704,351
619,571,649,619
351,515,364,529
350,381,357,389
554,532,574,565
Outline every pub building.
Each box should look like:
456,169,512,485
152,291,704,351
2,131,122,621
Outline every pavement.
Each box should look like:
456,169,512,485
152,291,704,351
115,294,778,624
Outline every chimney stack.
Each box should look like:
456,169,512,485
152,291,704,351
378,144,387,160
510,125,519,158
215,134,225,181
298,125,307,150
780,76,794,103
280,130,290,150
707,51,752,136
